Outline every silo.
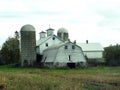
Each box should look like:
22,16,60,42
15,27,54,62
20,24,36,67
57,28,69,41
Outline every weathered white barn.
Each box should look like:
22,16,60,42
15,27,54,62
20,24,104,67
36,28,104,67
41,41,86,68
36,27,87,68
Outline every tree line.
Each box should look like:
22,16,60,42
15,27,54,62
0,31,20,65
104,44,120,66
0,31,120,66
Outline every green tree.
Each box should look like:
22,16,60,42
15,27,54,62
104,44,120,66
1,35,20,64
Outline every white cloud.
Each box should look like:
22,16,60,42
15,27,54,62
0,0,120,47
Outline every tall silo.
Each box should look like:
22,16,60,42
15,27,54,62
20,24,36,67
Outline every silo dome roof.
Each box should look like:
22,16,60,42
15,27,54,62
21,24,35,31
57,28,68,33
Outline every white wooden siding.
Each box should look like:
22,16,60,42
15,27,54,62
42,42,86,67
84,51,103,59
38,36,62,54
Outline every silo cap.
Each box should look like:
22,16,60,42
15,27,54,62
57,28,68,33
21,24,35,31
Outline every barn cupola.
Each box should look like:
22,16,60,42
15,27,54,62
39,31,46,39
46,28,54,37
57,27,69,41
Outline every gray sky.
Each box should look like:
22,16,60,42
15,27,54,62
0,0,120,48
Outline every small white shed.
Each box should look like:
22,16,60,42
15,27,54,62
77,43,104,64
41,41,87,68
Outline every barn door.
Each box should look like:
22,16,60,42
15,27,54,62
67,63,76,68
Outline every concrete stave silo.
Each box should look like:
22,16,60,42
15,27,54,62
20,24,36,67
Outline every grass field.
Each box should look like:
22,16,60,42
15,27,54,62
0,65,120,90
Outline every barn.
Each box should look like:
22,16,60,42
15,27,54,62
77,41,104,65
41,41,86,68
20,24,104,67
36,28,63,55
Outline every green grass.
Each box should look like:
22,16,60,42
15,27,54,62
0,65,120,90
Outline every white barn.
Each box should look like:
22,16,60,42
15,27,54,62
41,41,86,68
19,24,105,67
36,28,63,55
77,41,104,65
36,27,104,67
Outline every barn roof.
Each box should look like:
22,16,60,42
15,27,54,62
36,36,51,46
43,42,66,51
77,43,104,51
44,41,82,51
57,27,68,33
36,35,64,46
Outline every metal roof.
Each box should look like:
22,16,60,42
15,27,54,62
46,28,54,31
39,31,46,33
77,43,104,51
57,28,68,33
44,41,82,51
36,36,52,46
36,35,64,46
21,24,35,31
43,42,66,51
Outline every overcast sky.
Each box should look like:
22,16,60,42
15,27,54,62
0,0,120,48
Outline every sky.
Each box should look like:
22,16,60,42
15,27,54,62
0,0,120,48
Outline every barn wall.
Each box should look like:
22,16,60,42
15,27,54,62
38,36,62,54
45,43,86,67
42,42,87,68
56,43,86,63
42,48,58,67
83,51,103,59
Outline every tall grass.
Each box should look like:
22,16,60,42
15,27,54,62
0,65,120,90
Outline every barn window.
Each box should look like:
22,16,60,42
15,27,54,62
65,45,68,49
46,43,48,47
72,45,75,49
52,37,55,40
69,55,71,61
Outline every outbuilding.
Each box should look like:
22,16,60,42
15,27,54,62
77,42,104,65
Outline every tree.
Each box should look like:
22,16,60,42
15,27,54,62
1,31,20,64
104,44,120,66
15,31,19,39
